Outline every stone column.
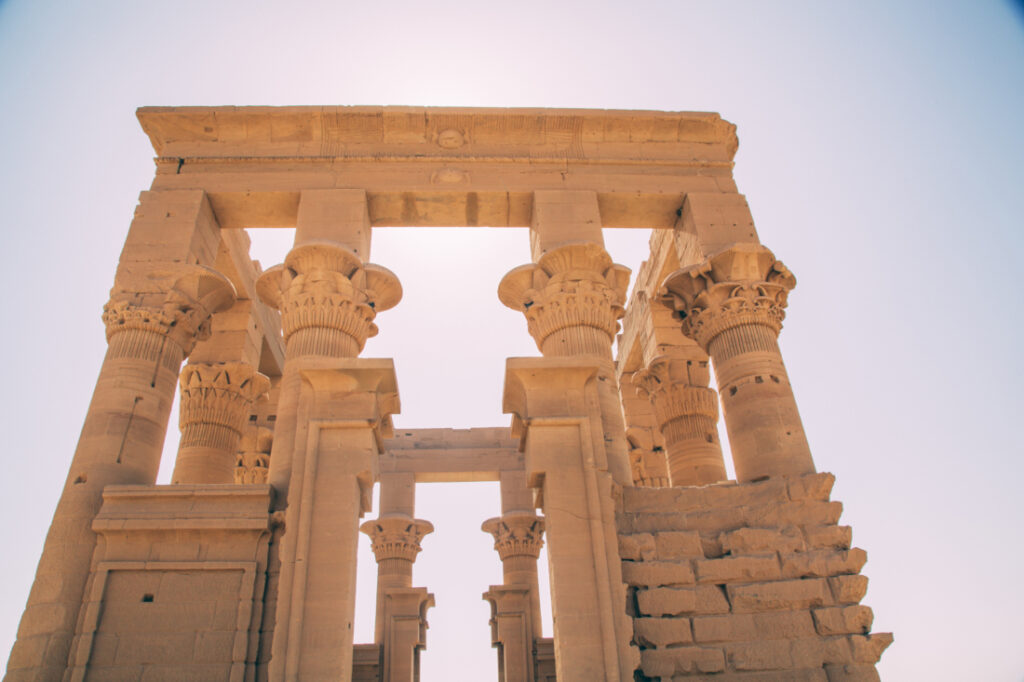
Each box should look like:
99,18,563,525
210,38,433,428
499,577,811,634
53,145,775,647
503,360,638,682
360,473,433,644
618,372,671,487
498,190,633,488
256,189,402,682
5,190,234,682
482,508,545,682
634,348,727,486
662,243,815,481
171,361,270,483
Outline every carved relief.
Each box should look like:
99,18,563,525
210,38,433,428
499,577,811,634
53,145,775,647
234,427,273,485
498,243,631,354
361,516,434,563
256,242,401,355
103,265,235,356
178,362,271,451
661,244,795,350
481,512,545,561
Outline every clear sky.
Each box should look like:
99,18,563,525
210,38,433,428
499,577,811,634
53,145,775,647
0,1,1022,680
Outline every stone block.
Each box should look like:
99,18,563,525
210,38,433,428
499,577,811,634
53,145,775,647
744,501,844,527
655,531,704,559
704,479,788,510
829,575,869,604
825,663,882,682
728,579,833,613
637,587,696,617
622,560,696,587
641,646,725,676
694,585,731,614
780,549,867,579
693,610,815,643
696,554,781,583
787,472,836,501
673,672,827,682
633,616,694,647
720,527,805,555
725,640,792,671
805,525,852,550
849,633,893,663
812,606,874,635
619,532,657,561
789,635,853,667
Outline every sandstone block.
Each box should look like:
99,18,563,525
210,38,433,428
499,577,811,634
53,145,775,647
696,554,781,583
725,640,791,671
633,616,694,647
672,671,827,682
788,472,836,501
694,585,731,614
728,578,832,613
780,549,867,579
849,633,893,663
744,501,843,527
622,560,696,587
825,663,882,682
704,479,788,510
693,610,814,643
619,533,657,561
720,527,804,554
812,606,874,635
829,575,869,604
805,525,852,550
637,587,696,617
789,635,853,667
655,531,704,559
641,646,725,676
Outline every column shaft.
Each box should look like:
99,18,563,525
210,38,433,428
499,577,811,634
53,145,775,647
663,243,815,481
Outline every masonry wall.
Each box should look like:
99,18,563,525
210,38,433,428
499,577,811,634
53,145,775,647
617,473,891,681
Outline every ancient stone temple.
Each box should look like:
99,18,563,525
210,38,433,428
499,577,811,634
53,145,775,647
5,106,891,682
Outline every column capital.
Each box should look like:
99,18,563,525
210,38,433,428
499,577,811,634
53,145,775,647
178,362,271,446
256,242,401,356
661,243,795,349
235,427,273,484
102,265,236,354
499,242,630,356
361,515,434,562
482,511,545,561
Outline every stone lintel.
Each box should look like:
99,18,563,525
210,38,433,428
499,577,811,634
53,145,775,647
137,106,740,229
380,428,523,483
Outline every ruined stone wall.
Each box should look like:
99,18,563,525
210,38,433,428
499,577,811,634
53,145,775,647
617,473,891,681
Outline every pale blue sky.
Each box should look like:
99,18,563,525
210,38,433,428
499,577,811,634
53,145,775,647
0,2,1022,680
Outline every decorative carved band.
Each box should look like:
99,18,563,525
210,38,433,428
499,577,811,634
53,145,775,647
234,427,273,485
178,362,270,450
661,244,795,351
103,265,236,356
256,242,401,357
481,512,545,561
360,516,433,563
499,243,631,355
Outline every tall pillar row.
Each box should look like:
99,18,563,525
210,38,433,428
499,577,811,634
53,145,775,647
5,190,234,681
